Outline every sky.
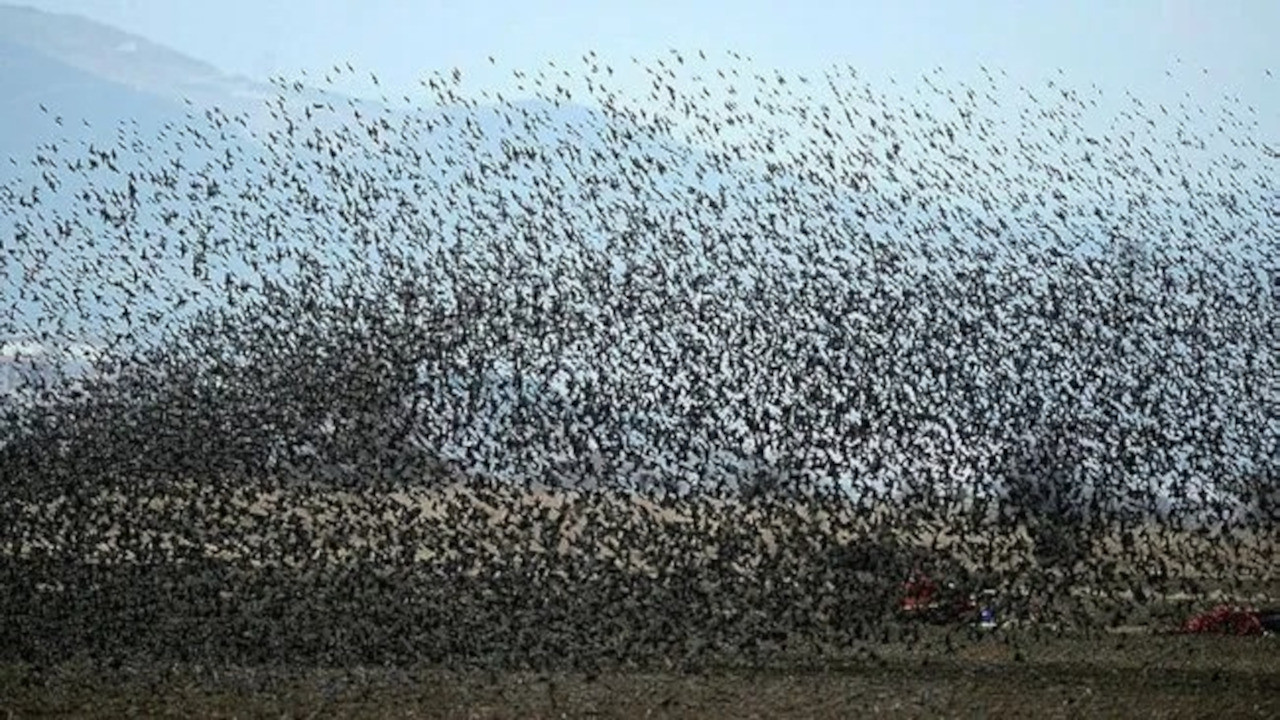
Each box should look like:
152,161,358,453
13,0,1280,114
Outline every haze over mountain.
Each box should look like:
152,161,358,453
0,3,278,166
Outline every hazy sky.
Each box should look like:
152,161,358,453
15,0,1280,111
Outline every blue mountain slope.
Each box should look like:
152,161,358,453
0,38,181,164
0,3,278,175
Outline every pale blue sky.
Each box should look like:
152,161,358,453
14,0,1280,113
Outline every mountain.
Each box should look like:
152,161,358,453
0,3,276,168
0,4,268,102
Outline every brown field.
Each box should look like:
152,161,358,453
6,481,1276,605
3,633,1278,718
2,480,1277,717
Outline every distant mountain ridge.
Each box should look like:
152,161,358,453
0,4,256,100
2,3,283,101
0,3,281,170
0,4,649,183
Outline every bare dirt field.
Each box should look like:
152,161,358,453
3,633,1278,718
2,481,1276,717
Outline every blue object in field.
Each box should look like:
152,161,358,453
979,606,996,628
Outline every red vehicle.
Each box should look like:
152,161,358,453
898,571,980,624
1181,605,1280,636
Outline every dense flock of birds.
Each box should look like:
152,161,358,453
0,53,1276,670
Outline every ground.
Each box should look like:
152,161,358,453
3,632,1277,718
2,482,1276,717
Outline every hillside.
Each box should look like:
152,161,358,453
0,4,273,168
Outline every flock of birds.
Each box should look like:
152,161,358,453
0,52,1276,670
